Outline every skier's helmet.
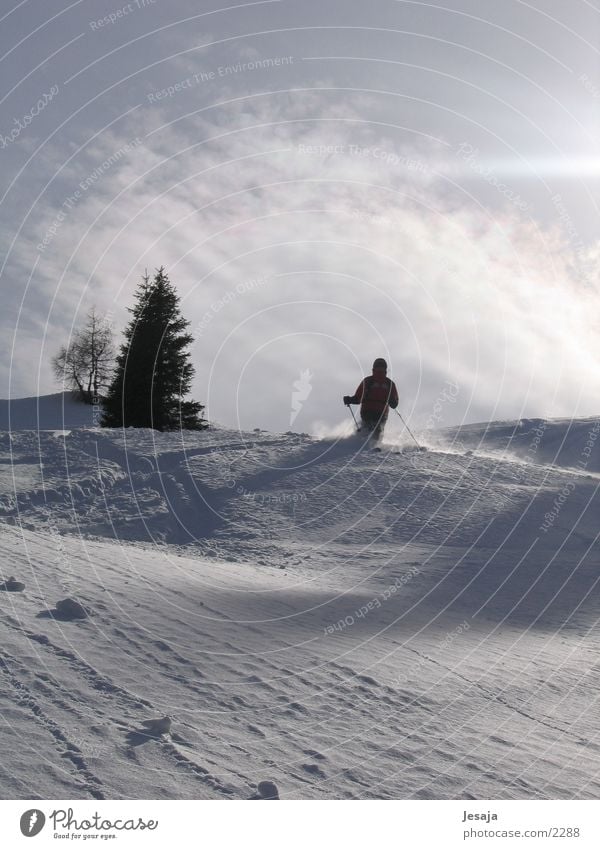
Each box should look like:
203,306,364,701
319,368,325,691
373,358,387,371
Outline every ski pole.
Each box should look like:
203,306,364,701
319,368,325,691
347,404,360,431
393,407,422,449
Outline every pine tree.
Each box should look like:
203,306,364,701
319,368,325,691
101,268,206,431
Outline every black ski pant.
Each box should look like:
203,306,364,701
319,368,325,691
360,410,388,441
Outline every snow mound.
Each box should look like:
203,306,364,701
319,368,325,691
37,597,91,620
437,416,600,473
0,418,598,555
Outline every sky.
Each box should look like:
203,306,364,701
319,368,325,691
0,0,599,434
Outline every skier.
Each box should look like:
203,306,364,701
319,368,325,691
343,358,399,442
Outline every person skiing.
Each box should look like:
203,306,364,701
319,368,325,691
343,358,399,441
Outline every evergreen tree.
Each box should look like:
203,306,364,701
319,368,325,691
101,268,206,431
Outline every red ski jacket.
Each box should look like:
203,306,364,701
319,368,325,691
351,369,399,419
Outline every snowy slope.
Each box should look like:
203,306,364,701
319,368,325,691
0,418,599,799
437,417,600,474
0,392,97,431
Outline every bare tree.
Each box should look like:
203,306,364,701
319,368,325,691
52,308,114,404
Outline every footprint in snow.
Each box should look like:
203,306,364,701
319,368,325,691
302,763,327,778
140,716,172,735
125,716,172,747
303,749,326,761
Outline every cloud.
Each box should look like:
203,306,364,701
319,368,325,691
2,88,599,433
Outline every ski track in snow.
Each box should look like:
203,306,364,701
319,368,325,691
0,415,599,799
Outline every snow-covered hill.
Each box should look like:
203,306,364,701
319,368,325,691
0,417,599,799
0,391,97,431
439,417,600,474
